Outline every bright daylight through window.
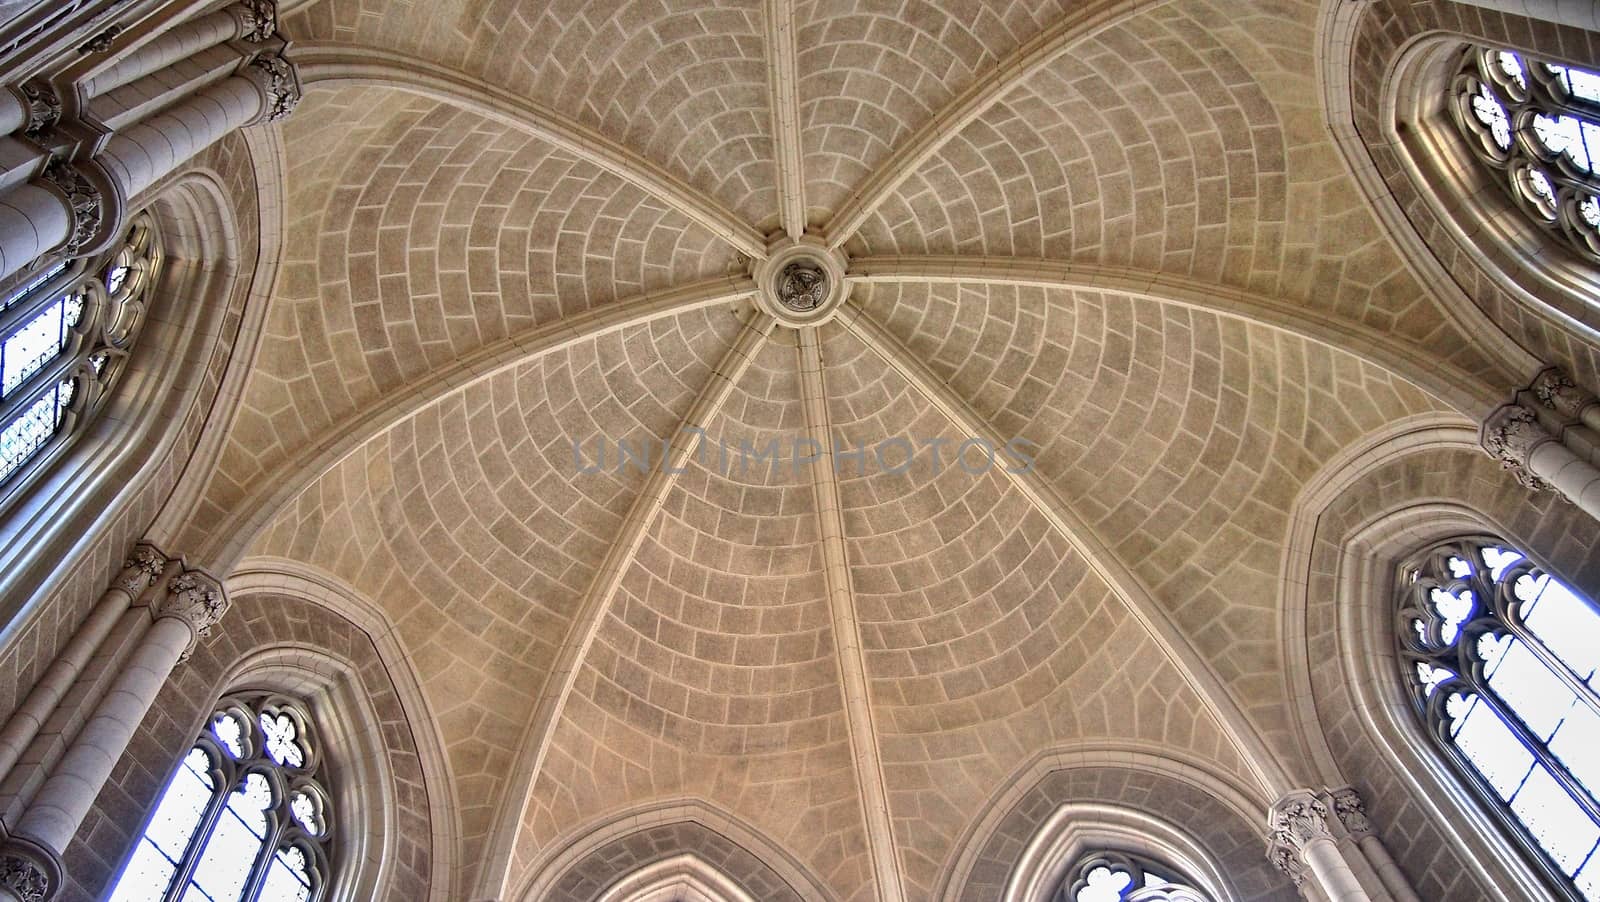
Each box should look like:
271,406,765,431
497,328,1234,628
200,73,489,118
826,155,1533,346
1453,47,1600,261
0,213,158,493
108,695,333,902
1398,538,1600,900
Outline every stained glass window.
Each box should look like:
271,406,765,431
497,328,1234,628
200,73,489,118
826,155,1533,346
1452,48,1600,260
0,213,158,492
1398,538,1600,901
1058,852,1208,902
108,695,333,902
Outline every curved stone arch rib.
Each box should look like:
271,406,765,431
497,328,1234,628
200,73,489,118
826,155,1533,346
937,742,1276,902
596,854,757,902
820,0,1178,251
844,255,1511,416
148,123,287,552
1314,0,1547,379
1274,413,1480,787
196,274,758,568
1003,804,1230,902
74,580,443,902
515,799,835,902
835,298,1295,799
293,45,771,261
224,557,461,902
474,313,778,902
763,0,805,241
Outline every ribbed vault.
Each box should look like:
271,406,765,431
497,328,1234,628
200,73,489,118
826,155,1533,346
172,0,1548,898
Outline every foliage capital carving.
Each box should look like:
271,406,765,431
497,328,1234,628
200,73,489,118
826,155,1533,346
245,50,302,123
154,569,229,660
234,0,277,42
1268,790,1332,851
117,543,167,595
1329,786,1373,837
37,159,104,256
1481,405,1554,491
1530,368,1595,422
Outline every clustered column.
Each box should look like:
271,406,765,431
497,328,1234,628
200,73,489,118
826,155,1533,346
1267,788,1423,902
0,0,300,285
1268,791,1371,901
0,544,228,902
1482,367,1600,518
1328,788,1421,902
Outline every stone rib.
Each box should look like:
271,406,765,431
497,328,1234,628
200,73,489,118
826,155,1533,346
822,0,1172,250
834,299,1295,798
295,46,771,260
796,325,907,902
473,311,777,901
764,0,807,241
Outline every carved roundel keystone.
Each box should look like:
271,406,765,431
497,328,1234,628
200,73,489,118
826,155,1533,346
751,238,847,327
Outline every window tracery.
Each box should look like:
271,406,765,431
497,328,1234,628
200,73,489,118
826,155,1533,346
0,212,158,493
108,694,334,902
1057,851,1208,902
1398,537,1600,901
1452,47,1600,261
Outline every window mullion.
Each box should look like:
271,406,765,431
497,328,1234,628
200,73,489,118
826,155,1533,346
162,763,235,902
1464,677,1600,824
0,351,83,424
240,805,290,902
0,263,81,335
1504,616,1600,721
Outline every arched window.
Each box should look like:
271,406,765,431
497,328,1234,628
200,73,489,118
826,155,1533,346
0,212,159,501
1451,47,1600,261
1058,851,1208,902
1397,537,1600,901
108,693,335,902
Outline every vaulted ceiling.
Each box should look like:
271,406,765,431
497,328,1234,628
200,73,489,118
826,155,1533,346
173,0,1532,897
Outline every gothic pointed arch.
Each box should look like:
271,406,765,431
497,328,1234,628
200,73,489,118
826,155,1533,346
940,745,1292,902
1319,0,1600,387
0,154,269,724
1289,432,1600,899
69,588,441,902
514,801,833,902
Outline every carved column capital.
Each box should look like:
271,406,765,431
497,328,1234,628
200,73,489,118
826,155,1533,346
1481,404,1554,492
1267,840,1308,887
13,81,60,137
115,543,167,596
152,568,228,661
36,158,104,256
1529,367,1597,422
1329,786,1373,837
1269,790,1334,852
243,50,301,124
0,836,61,902
232,0,277,42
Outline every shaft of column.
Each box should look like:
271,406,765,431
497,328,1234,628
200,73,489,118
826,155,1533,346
1446,0,1598,32
81,4,269,100
1301,837,1374,902
9,568,226,856
1526,439,1600,519
97,49,299,202
0,546,166,786
0,182,68,281
1270,791,1374,902
1328,787,1421,902
1357,835,1421,902
0,88,24,136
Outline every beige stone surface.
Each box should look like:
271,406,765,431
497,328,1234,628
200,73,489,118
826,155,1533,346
24,0,1594,899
